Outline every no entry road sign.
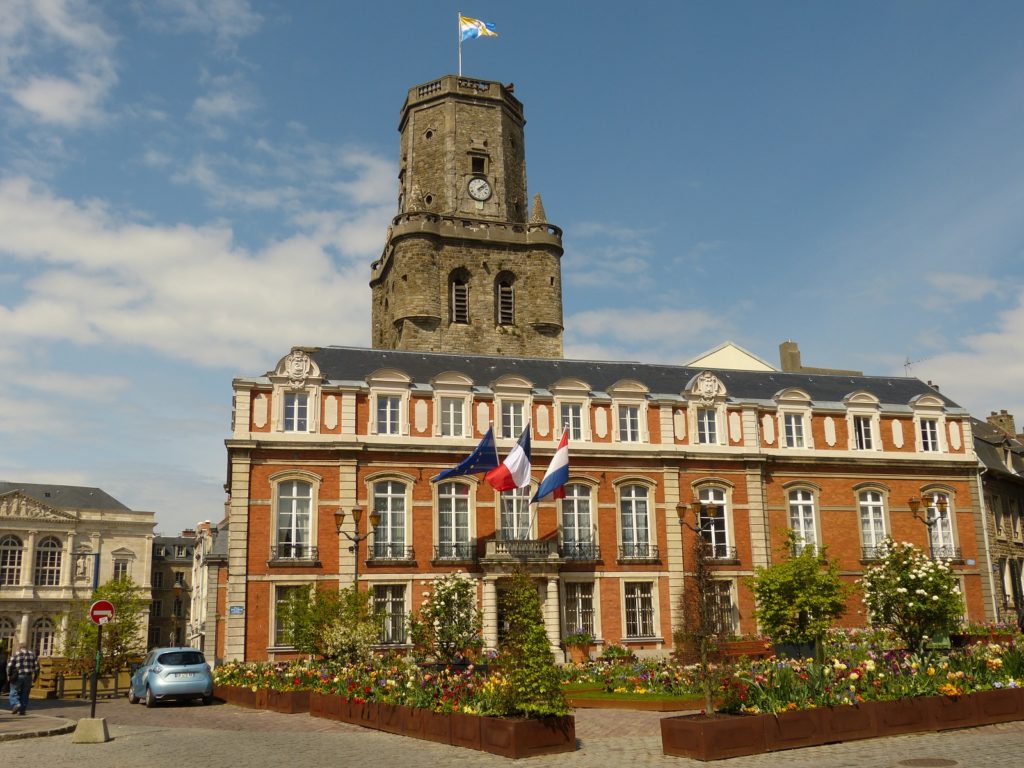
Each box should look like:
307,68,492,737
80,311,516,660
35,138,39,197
89,599,115,625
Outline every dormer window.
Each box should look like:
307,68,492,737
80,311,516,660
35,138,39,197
920,418,940,452
854,415,873,450
697,409,718,444
284,392,308,432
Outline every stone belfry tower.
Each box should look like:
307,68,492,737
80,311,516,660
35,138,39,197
370,75,564,358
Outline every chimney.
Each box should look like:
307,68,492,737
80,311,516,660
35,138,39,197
180,528,196,539
779,340,802,372
987,410,1018,437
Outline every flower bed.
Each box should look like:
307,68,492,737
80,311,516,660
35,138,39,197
662,688,1024,760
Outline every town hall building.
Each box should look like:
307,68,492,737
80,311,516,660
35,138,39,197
221,75,989,663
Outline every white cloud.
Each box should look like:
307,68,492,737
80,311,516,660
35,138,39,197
565,307,726,363
191,70,258,124
0,0,118,127
148,0,263,48
0,176,384,370
563,220,656,289
923,272,1002,308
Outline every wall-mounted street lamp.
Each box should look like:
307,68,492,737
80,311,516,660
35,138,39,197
334,506,381,589
908,495,948,561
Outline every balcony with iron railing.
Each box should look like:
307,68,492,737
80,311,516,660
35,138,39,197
560,542,601,562
618,543,660,563
484,536,560,563
860,545,890,562
432,541,478,564
368,542,416,564
268,544,320,566
932,546,963,562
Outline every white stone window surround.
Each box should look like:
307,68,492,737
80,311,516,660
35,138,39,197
844,391,883,452
911,394,948,454
854,483,891,550
614,477,656,555
690,480,737,558
269,470,321,559
432,476,478,557
684,371,728,447
431,371,475,438
561,576,600,640
607,379,650,444
270,580,312,650
367,368,413,437
918,486,959,552
492,374,534,440
268,347,324,434
621,578,661,640
559,479,599,550
365,472,415,554
783,481,821,551
774,388,815,450
551,377,593,442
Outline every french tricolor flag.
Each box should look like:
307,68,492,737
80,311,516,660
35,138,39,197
485,425,532,491
531,428,569,503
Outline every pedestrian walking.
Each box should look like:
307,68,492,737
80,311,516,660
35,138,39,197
6,642,39,715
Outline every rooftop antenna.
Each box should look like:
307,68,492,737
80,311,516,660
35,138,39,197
904,355,928,377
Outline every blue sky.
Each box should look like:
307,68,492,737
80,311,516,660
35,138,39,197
2,1,1023,535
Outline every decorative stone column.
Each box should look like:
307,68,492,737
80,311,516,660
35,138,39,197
22,531,37,587
544,577,564,662
61,531,76,587
482,576,498,651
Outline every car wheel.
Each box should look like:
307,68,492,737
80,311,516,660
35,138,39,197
145,687,156,708
127,687,138,704
202,695,213,706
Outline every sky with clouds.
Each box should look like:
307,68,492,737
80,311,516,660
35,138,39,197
1,1,1023,535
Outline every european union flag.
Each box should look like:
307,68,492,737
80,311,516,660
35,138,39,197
431,426,500,482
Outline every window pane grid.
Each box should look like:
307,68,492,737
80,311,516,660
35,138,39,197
438,482,471,554
859,491,886,547
920,419,939,451
373,481,406,546
377,396,401,435
500,488,532,539
697,409,717,443
620,485,650,547
0,536,23,586
788,490,817,552
277,480,312,558
561,484,592,546
440,397,464,437
374,585,407,644
854,416,873,450
284,392,308,432
34,537,62,586
560,403,583,440
624,582,654,638
501,401,524,438
618,405,640,442
784,414,805,448
564,582,594,636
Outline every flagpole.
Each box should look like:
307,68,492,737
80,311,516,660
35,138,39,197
457,12,462,76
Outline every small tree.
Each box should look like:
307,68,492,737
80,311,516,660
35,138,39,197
408,572,483,664
493,571,568,717
860,538,963,652
672,536,724,716
64,577,147,674
751,532,849,651
280,585,380,663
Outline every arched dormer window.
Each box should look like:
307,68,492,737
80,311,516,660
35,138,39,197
495,272,515,326
450,268,470,324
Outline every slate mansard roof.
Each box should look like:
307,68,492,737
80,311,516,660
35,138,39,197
253,346,965,412
0,481,131,512
972,418,1024,479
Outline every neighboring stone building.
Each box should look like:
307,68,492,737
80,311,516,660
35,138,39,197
973,412,1024,623
220,74,992,664
149,532,194,648
0,481,155,657
188,519,228,664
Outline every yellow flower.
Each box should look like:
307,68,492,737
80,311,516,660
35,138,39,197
849,672,860,681
927,667,935,676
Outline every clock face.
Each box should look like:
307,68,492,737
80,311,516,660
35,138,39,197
468,177,492,201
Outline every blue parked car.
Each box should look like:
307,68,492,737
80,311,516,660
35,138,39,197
128,647,213,707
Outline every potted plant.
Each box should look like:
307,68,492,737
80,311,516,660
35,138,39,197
562,631,595,664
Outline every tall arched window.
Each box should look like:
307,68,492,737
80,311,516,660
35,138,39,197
697,486,730,558
33,537,62,586
450,269,470,324
437,482,471,559
561,484,594,559
31,618,56,657
859,490,887,556
788,489,818,554
500,487,532,541
276,480,313,559
924,491,956,557
619,484,651,558
0,535,23,586
372,480,407,559
495,272,515,325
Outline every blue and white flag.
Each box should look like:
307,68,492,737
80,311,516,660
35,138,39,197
459,14,497,42
431,426,500,483
531,428,569,503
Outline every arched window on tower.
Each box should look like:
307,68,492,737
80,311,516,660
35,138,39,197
450,269,470,324
495,272,515,326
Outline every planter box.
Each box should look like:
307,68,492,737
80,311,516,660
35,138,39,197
974,687,1023,723
928,694,983,731
480,716,576,759
254,689,269,710
662,713,768,761
268,689,309,714
450,712,482,750
377,703,407,735
763,708,827,751
819,703,877,743
230,686,257,709
873,698,934,735
419,709,452,744
352,700,379,728
308,691,327,718
568,695,706,712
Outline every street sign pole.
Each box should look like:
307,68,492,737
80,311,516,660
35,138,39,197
90,622,102,718
87,599,116,720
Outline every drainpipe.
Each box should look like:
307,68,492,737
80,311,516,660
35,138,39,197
975,463,999,620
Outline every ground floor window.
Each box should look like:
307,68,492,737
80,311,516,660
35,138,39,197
274,584,307,647
563,581,595,637
31,617,56,657
373,584,407,645
624,582,655,638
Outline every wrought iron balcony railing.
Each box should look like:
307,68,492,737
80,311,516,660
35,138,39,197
271,544,319,562
369,543,416,562
861,545,890,561
433,542,477,562
931,546,963,561
699,543,738,561
560,542,600,561
618,543,660,561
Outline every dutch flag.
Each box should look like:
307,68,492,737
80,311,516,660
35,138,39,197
531,428,570,503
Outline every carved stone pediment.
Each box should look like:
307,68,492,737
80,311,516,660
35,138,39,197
686,371,727,405
0,491,77,522
270,347,322,390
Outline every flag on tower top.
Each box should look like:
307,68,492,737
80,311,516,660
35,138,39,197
532,428,570,503
459,15,498,42
485,425,532,492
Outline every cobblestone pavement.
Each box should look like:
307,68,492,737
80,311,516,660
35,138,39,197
0,697,1021,768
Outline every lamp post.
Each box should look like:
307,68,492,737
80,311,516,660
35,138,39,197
334,506,381,590
675,501,721,717
908,494,948,561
